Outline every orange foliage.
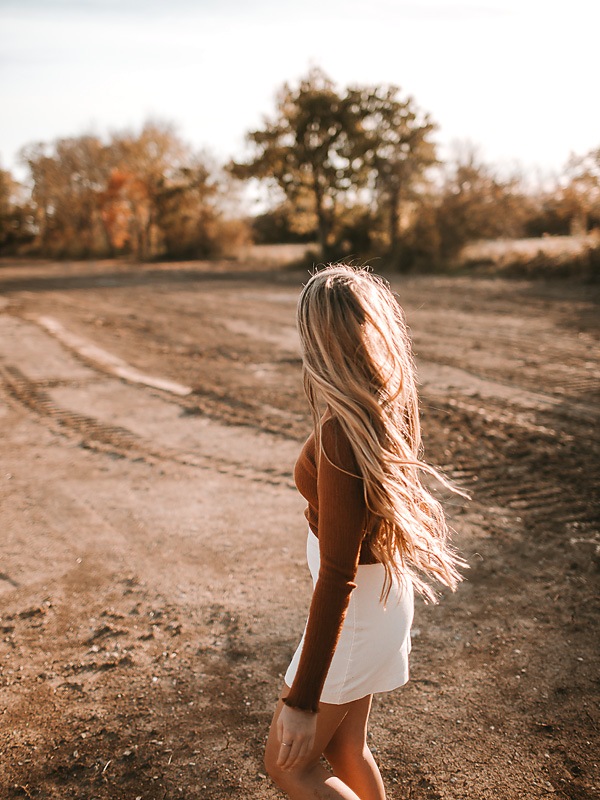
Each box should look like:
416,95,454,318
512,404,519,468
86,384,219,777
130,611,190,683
99,168,150,251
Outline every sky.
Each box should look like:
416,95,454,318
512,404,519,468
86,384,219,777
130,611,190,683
1,0,599,186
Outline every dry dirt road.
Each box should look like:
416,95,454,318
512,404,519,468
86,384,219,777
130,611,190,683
0,259,598,800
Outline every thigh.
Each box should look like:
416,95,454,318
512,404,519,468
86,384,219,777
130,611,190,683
328,693,372,744
324,693,372,759
265,685,372,771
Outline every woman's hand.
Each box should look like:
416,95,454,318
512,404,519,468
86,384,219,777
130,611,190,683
276,703,317,770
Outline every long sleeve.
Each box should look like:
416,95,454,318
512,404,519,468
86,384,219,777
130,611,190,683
285,417,367,712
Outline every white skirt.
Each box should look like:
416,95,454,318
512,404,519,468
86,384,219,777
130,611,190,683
285,529,414,705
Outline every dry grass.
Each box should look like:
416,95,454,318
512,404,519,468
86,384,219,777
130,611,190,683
236,242,319,267
460,233,600,278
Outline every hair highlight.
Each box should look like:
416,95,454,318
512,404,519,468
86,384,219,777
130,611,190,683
297,264,467,602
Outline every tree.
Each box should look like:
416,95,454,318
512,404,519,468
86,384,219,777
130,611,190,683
562,147,600,234
98,167,149,255
19,121,238,261
353,84,438,264
107,121,188,259
20,136,112,257
154,159,220,258
251,199,316,244
434,144,529,259
232,68,367,259
233,70,439,264
0,166,34,253
101,122,234,260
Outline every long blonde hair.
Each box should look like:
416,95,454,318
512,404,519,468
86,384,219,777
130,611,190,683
297,264,466,602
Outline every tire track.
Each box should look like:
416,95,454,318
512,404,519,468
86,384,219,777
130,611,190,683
432,399,600,540
4,356,595,539
412,313,600,405
0,362,294,489
4,299,598,542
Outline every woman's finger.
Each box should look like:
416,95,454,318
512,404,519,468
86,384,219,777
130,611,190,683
276,736,295,768
283,736,310,771
281,742,300,769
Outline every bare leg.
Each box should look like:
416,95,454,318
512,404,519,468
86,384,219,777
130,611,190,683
264,690,384,799
324,694,386,800
265,696,359,799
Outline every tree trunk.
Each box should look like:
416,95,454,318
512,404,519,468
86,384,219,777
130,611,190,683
312,172,331,260
389,185,405,270
37,207,49,255
570,210,587,236
389,189,400,251
316,206,330,260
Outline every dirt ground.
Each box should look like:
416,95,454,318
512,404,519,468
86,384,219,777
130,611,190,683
0,257,598,800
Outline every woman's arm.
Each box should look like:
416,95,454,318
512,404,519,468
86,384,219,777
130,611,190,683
284,416,366,712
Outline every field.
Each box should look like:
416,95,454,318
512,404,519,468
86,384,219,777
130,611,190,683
460,234,600,278
0,257,598,799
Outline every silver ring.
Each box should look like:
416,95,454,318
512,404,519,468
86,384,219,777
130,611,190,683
282,742,292,746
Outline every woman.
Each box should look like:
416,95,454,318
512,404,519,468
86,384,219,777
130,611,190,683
265,265,465,799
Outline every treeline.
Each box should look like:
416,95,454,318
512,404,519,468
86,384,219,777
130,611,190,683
1,68,599,268
0,121,248,260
